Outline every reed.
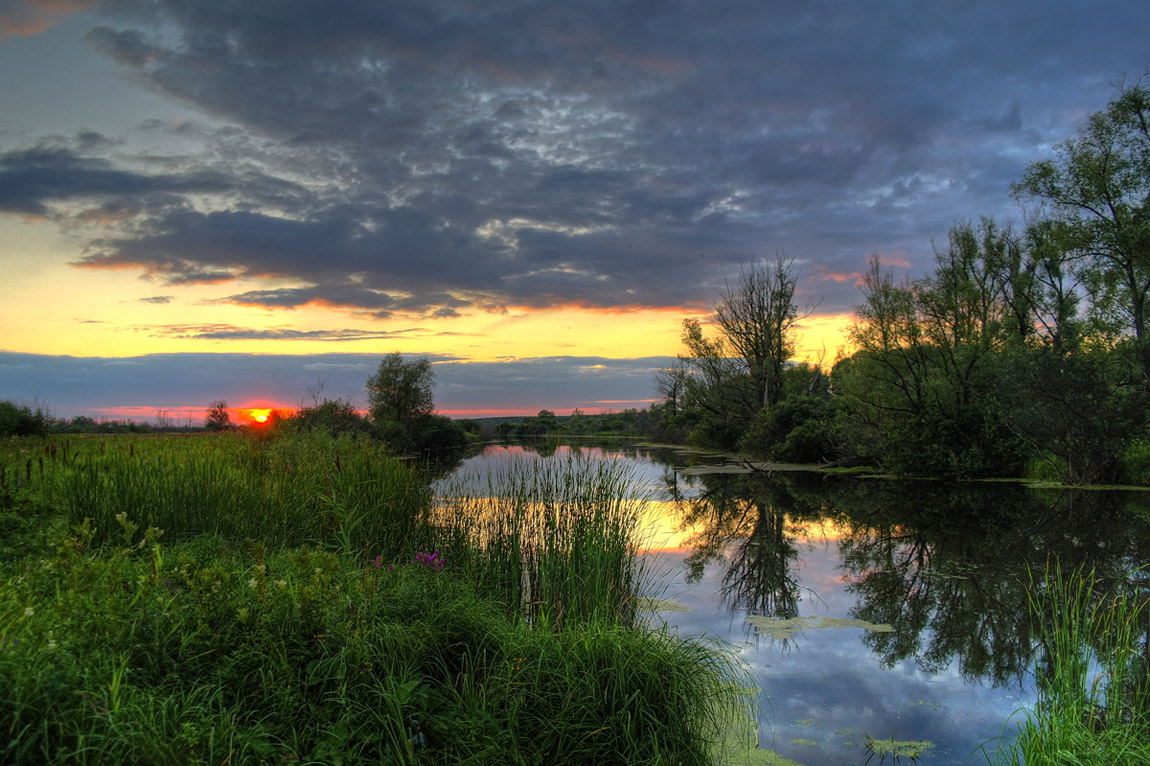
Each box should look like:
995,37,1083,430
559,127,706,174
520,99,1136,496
2,517,750,764
998,563,1150,765
434,452,653,628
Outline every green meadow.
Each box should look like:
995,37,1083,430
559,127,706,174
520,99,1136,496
0,431,753,765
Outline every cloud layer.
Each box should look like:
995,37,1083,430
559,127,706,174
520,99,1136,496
0,351,669,418
4,0,1147,320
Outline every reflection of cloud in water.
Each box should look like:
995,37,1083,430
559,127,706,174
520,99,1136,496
651,546,1026,766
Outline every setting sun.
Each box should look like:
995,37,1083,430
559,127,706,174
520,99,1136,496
246,409,273,425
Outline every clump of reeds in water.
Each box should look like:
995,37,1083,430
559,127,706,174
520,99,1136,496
434,453,651,628
999,562,1150,764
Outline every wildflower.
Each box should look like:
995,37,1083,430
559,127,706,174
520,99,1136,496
247,577,259,589
275,580,287,589
411,550,445,571
23,607,33,618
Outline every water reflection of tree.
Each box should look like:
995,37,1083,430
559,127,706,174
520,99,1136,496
831,480,1150,685
678,472,805,619
672,466,1150,687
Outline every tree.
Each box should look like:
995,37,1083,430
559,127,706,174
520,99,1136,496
713,255,807,409
1013,75,1150,382
204,400,232,431
0,400,48,437
366,353,463,452
664,256,810,450
366,354,434,427
839,221,1027,477
291,397,371,438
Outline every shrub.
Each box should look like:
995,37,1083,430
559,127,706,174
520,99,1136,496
0,400,48,437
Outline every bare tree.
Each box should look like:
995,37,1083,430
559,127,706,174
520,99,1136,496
713,255,811,408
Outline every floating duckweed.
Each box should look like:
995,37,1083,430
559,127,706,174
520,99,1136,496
863,734,934,761
638,596,689,612
746,615,895,638
788,737,819,746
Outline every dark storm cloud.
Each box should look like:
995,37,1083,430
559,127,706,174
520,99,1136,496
5,0,1149,315
0,145,228,215
0,351,671,417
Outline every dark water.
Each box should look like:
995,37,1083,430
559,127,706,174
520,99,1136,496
441,441,1150,765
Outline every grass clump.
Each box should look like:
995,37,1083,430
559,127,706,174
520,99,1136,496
434,453,652,628
997,563,1150,765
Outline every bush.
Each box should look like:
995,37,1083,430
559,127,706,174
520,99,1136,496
0,400,48,437
1120,439,1150,486
286,398,371,438
770,417,835,463
413,414,469,453
736,395,830,461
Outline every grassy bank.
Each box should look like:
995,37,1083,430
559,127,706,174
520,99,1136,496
0,432,752,765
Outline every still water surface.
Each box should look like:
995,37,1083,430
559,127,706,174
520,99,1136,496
440,441,1150,765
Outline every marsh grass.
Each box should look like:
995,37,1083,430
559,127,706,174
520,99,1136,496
1,433,752,764
998,563,1150,765
47,431,431,559
433,453,652,627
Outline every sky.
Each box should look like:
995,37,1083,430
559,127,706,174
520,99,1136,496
1,0,1148,421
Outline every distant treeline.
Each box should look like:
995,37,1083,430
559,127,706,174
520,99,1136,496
0,402,190,436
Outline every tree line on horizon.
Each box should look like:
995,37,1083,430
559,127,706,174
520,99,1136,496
649,76,1150,484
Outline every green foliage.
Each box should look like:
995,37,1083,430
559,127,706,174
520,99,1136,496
0,433,749,765
363,354,467,454
835,223,1037,478
1013,76,1150,381
1002,346,1146,484
0,400,48,437
412,413,468,453
366,353,435,449
286,397,371,438
1120,439,1150,486
54,431,431,557
736,393,833,463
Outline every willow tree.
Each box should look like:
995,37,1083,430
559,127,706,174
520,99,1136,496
664,256,809,450
840,221,1025,477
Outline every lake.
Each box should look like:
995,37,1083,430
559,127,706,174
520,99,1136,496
438,441,1150,765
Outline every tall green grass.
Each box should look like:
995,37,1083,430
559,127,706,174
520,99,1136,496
49,431,430,559
434,453,652,627
998,563,1150,765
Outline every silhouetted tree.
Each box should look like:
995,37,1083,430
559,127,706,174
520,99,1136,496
204,400,233,432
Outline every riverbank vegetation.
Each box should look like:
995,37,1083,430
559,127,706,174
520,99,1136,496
649,78,1150,485
0,431,752,764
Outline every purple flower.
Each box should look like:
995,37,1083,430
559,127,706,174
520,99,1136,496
411,550,444,571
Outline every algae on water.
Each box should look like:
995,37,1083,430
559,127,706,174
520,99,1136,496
863,734,934,763
638,596,689,612
746,614,895,639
